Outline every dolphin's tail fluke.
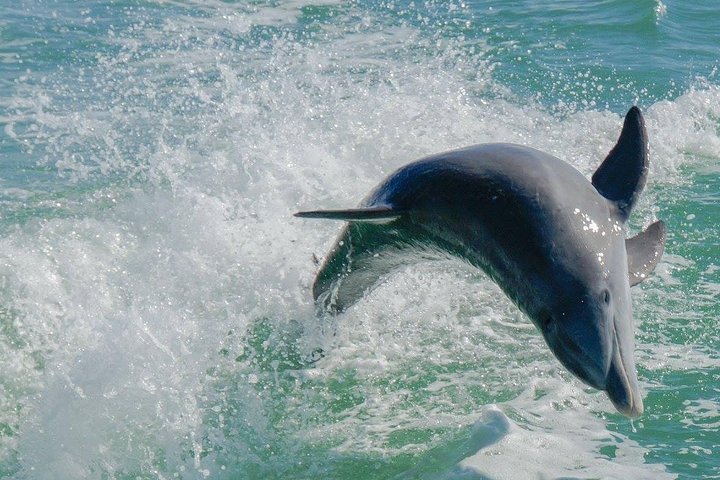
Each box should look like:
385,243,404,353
294,205,404,222
296,207,416,312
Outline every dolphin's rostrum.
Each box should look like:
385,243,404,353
296,107,665,417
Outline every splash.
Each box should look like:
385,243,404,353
1,1,718,478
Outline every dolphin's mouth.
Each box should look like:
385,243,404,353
547,313,643,417
554,329,608,391
604,321,644,417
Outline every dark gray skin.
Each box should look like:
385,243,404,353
296,107,666,417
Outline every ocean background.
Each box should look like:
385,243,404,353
0,0,718,478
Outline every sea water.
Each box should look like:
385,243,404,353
0,1,718,478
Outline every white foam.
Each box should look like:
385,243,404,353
451,406,675,480
1,1,717,478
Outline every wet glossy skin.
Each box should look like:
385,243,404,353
312,144,644,416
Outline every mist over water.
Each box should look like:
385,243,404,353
0,1,718,478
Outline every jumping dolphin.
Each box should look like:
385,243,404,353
295,107,665,417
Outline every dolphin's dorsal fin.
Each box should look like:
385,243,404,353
294,205,404,223
626,220,666,286
592,107,649,221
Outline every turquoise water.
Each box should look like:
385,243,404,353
0,1,718,478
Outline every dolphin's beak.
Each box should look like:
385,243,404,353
540,301,644,417
543,309,647,417
543,314,612,393
604,322,644,417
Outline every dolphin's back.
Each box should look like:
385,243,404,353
312,143,590,312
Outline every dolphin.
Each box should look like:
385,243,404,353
295,107,665,417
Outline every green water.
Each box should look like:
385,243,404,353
0,1,718,478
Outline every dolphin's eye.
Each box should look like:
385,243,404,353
602,290,611,304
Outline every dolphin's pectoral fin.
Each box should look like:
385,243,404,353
295,205,404,223
626,220,666,286
592,106,649,220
